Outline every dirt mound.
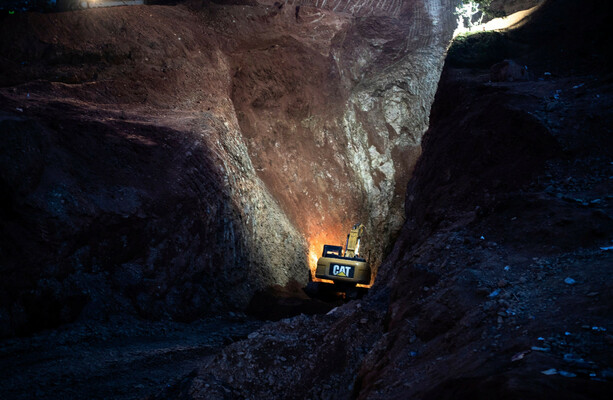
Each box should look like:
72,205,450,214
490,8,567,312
356,67,613,399
161,302,386,400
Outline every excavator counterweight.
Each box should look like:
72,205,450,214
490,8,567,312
315,223,371,286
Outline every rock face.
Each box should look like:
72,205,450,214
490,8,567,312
227,0,457,271
0,0,456,337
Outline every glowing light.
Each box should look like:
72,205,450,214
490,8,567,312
307,230,343,283
308,249,318,272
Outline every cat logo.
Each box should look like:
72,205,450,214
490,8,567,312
332,264,352,277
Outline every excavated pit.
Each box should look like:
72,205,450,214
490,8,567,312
0,0,456,337
2,0,612,399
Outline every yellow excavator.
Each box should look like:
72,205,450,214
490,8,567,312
315,223,371,288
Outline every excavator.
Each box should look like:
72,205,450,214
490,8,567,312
315,223,371,292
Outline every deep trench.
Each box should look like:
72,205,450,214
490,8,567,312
1,1,613,399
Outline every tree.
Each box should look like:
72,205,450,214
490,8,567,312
455,0,489,31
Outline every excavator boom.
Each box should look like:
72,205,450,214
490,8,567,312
344,223,365,258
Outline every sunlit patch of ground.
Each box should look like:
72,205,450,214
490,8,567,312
453,6,539,37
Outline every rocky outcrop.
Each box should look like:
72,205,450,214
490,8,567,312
0,0,456,336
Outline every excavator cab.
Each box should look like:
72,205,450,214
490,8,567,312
315,224,371,286
322,245,343,258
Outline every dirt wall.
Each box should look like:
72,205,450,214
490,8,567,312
0,0,456,336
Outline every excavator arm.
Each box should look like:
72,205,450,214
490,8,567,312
344,223,365,258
